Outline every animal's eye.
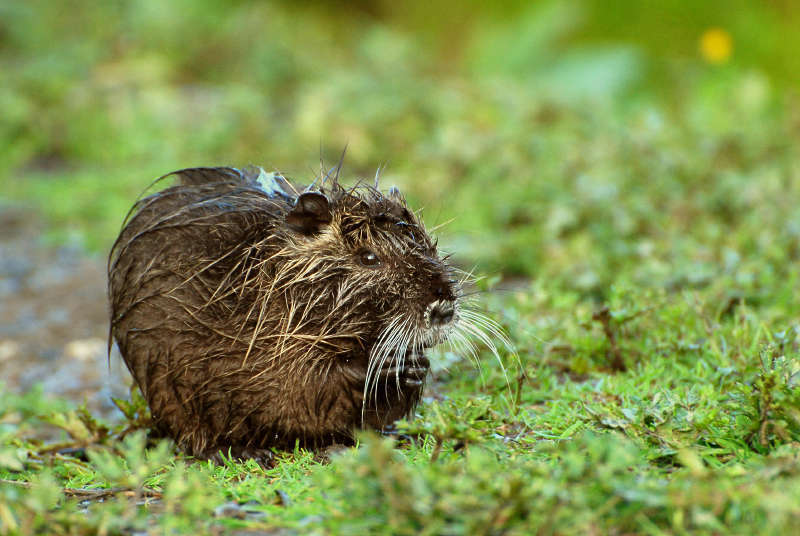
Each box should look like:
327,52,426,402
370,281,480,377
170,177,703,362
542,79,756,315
358,250,380,267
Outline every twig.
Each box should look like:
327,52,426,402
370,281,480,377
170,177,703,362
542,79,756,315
592,306,626,372
0,479,162,501
430,437,444,462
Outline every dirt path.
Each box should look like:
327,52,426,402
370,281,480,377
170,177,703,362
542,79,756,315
0,205,131,418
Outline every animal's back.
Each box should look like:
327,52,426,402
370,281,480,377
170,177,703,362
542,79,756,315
109,168,298,456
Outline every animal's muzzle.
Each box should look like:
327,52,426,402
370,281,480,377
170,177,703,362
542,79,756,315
426,300,457,328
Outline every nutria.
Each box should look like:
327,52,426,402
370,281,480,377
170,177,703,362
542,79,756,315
108,165,499,462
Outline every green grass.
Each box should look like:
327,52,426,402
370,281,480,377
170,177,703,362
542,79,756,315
2,1,800,534
2,291,799,533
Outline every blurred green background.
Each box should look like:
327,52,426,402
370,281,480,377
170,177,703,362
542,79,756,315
2,0,799,300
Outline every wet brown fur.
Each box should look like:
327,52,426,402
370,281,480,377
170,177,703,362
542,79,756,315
108,166,460,460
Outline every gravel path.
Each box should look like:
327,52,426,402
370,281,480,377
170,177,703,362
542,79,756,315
0,205,131,418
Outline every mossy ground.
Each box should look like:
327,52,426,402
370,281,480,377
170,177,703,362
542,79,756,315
1,1,799,534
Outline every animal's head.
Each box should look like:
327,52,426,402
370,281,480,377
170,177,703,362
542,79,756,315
279,183,462,358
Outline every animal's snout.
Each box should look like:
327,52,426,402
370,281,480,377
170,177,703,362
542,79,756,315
432,277,457,302
428,301,456,327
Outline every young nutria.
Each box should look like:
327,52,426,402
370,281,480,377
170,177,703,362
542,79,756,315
108,165,495,462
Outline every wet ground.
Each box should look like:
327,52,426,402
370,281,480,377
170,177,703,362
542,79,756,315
0,204,131,418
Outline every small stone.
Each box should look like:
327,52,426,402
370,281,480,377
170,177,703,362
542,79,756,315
64,338,106,362
214,501,247,519
0,339,20,362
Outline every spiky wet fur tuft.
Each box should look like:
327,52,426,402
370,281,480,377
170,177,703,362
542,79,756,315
108,166,506,459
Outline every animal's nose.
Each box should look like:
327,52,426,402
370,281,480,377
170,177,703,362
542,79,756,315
432,278,456,301
429,302,455,326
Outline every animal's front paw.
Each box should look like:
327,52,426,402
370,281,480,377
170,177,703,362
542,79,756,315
342,352,430,389
377,352,430,388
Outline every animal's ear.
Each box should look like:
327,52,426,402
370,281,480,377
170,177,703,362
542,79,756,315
286,192,332,234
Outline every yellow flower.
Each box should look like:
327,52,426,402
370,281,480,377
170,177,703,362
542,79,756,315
700,28,733,64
